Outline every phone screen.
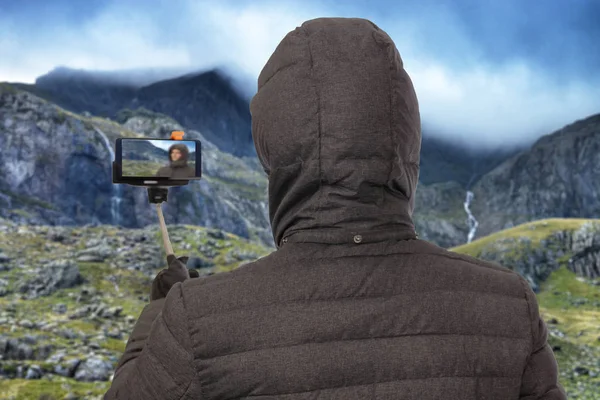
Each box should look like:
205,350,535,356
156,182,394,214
120,139,201,180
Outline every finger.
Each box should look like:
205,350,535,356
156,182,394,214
178,256,189,265
167,255,187,270
151,269,169,300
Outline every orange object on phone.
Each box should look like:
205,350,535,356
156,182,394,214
171,131,185,140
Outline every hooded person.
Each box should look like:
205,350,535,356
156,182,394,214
105,18,565,400
155,143,196,179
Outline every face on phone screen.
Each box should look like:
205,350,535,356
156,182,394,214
120,139,201,180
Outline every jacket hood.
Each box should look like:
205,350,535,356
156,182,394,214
250,17,421,248
168,143,189,166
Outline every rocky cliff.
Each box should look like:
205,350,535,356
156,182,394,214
14,67,520,188
6,67,600,250
470,113,600,241
13,67,256,158
0,84,274,249
0,80,483,249
453,218,600,288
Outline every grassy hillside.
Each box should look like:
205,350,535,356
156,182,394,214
0,218,272,399
1,217,599,398
452,218,600,399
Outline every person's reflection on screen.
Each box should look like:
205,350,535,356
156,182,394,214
156,143,195,179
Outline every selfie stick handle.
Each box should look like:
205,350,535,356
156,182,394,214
149,132,185,262
155,203,174,256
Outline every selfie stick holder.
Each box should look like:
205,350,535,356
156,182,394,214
146,130,188,261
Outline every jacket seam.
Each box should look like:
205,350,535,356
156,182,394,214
194,331,529,361
191,288,527,321
179,284,206,400
517,276,534,353
518,274,541,394
385,30,395,185
231,374,519,398
179,378,194,400
302,24,324,222
272,246,516,275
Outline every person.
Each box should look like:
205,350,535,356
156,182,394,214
155,143,195,178
104,17,566,399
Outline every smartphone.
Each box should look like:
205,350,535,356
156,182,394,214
113,137,202,186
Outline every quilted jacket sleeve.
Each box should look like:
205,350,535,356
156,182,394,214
518,276,567,399
104,282,202,400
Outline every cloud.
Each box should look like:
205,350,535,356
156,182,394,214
405,57,599,149
0,0,598,149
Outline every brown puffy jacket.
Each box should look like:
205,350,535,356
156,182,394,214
104,17,566,400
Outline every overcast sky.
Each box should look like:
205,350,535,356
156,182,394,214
1,0,598,148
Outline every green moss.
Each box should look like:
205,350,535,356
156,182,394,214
35,152,56,166
536,266,600,347
204,176,267,202
62,319,97,334
0,189,56,210
1,364,17,374
52,111,67,124
451,218,591,257
10,209,32,218
0,378,109,400
0,82,18,94
103,338,127,353
82,119,94,130
121,160,164,177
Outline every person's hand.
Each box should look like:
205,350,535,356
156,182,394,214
150,255,200,300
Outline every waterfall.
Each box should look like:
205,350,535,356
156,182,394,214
94,127,123,225
463,191,479,243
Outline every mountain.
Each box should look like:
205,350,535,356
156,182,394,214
12,67,521,189
470,113,600,241
121,139,168,161
4,66,600,250
0,84,274,249
0,81,490,249
2,68,600,396
419,133,523,187
11,67,256,158
413,135,523,248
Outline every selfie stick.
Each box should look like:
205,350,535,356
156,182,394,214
156,205,173,255
146,187,173,255
146,130,190,277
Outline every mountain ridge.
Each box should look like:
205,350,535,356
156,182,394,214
5,67,523,189
470,111,600,241
2,67,600,249
10,67,256,158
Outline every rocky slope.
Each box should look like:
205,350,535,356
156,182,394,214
0,82,475,249
0,217,272,399
0,84,274,248
413,181,469,248
453,218,600,289
0,217,598,399
470,113,600,240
